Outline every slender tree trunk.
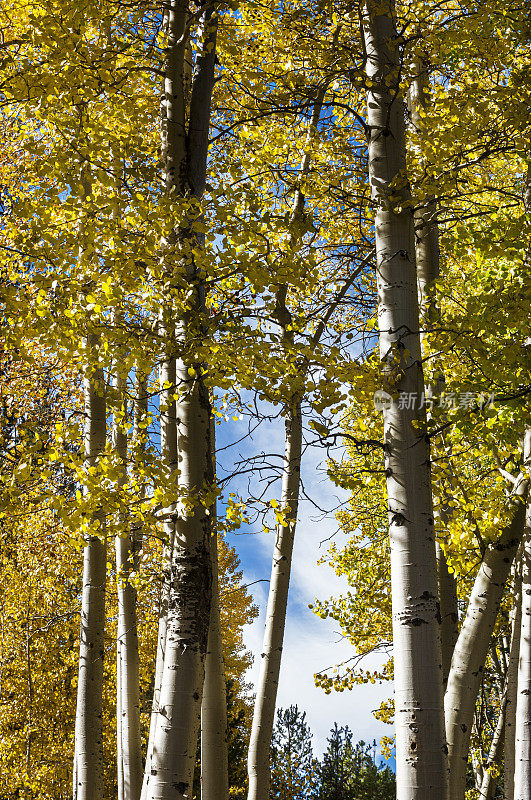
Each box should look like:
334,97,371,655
245,62,342,800
479,678,509,799
437,543,459,691
114,369,143,800
201,422,229,800
513,431,531,800
445,471,528,800
144,3,217,798
73,337,107,800
141,350,177,800
505,562,522,800
409,58,459,693
247,402,303,800
362,3,448,797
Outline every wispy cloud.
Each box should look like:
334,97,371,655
222,413,392,757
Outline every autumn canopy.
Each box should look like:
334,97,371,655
0,1,530,800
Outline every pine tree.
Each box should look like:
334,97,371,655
315,725,395,800
270,706,316,800
315,724,356,800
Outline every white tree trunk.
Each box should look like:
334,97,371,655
145,359,212,800
245,68,339,800
247,403,303,800
201,421,229,800
114,370,143,800
479,673,509,800
505,564,522,800
513,431,531,800
73,338,107,800
144,3,217,797
362,3,448,797
409,60,459,694
141,352,177,800
445,471,528,800
437,543,459,691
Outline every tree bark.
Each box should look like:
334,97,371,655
513,431,531,800
73,337,107,800
247,402,303,800
245,64,340,800
479,676,509,799
505,562,522,800
201,422,229,800
362,3,448,797
409,59,459,693
445,471,528,800
114,369,143,800
437,542,459,691
141,353,177,800
144,3,217,798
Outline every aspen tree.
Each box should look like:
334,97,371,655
361,2,448,796
201,425,229,800
246,72,344,799
246,92,323,800
444,474,528,800
478,656,511,800
73,335,107,800
513,431,531,800
143,3,218,797
141,320,178,800
114,368,143,800
408,56,458,690
505,570,522,800
73,131,108,797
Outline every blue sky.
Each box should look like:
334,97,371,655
217,406,393,760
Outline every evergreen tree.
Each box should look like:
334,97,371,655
315,724,356,800
270,705,316,800
315,725,395,800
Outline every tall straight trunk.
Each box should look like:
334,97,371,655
245,64,343,800
73,336,107,800
444,473,528,800
201,422,229,800
141,350,177,800
437,543,459,690
479,675,509,799
246,115,316,800
114,369,143,800
505,563,522,800
362,3,448,797
144,4,217,799
247,402,303,800
513,431,531,800
409,58,459,693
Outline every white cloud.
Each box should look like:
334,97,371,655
236,427,393,757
